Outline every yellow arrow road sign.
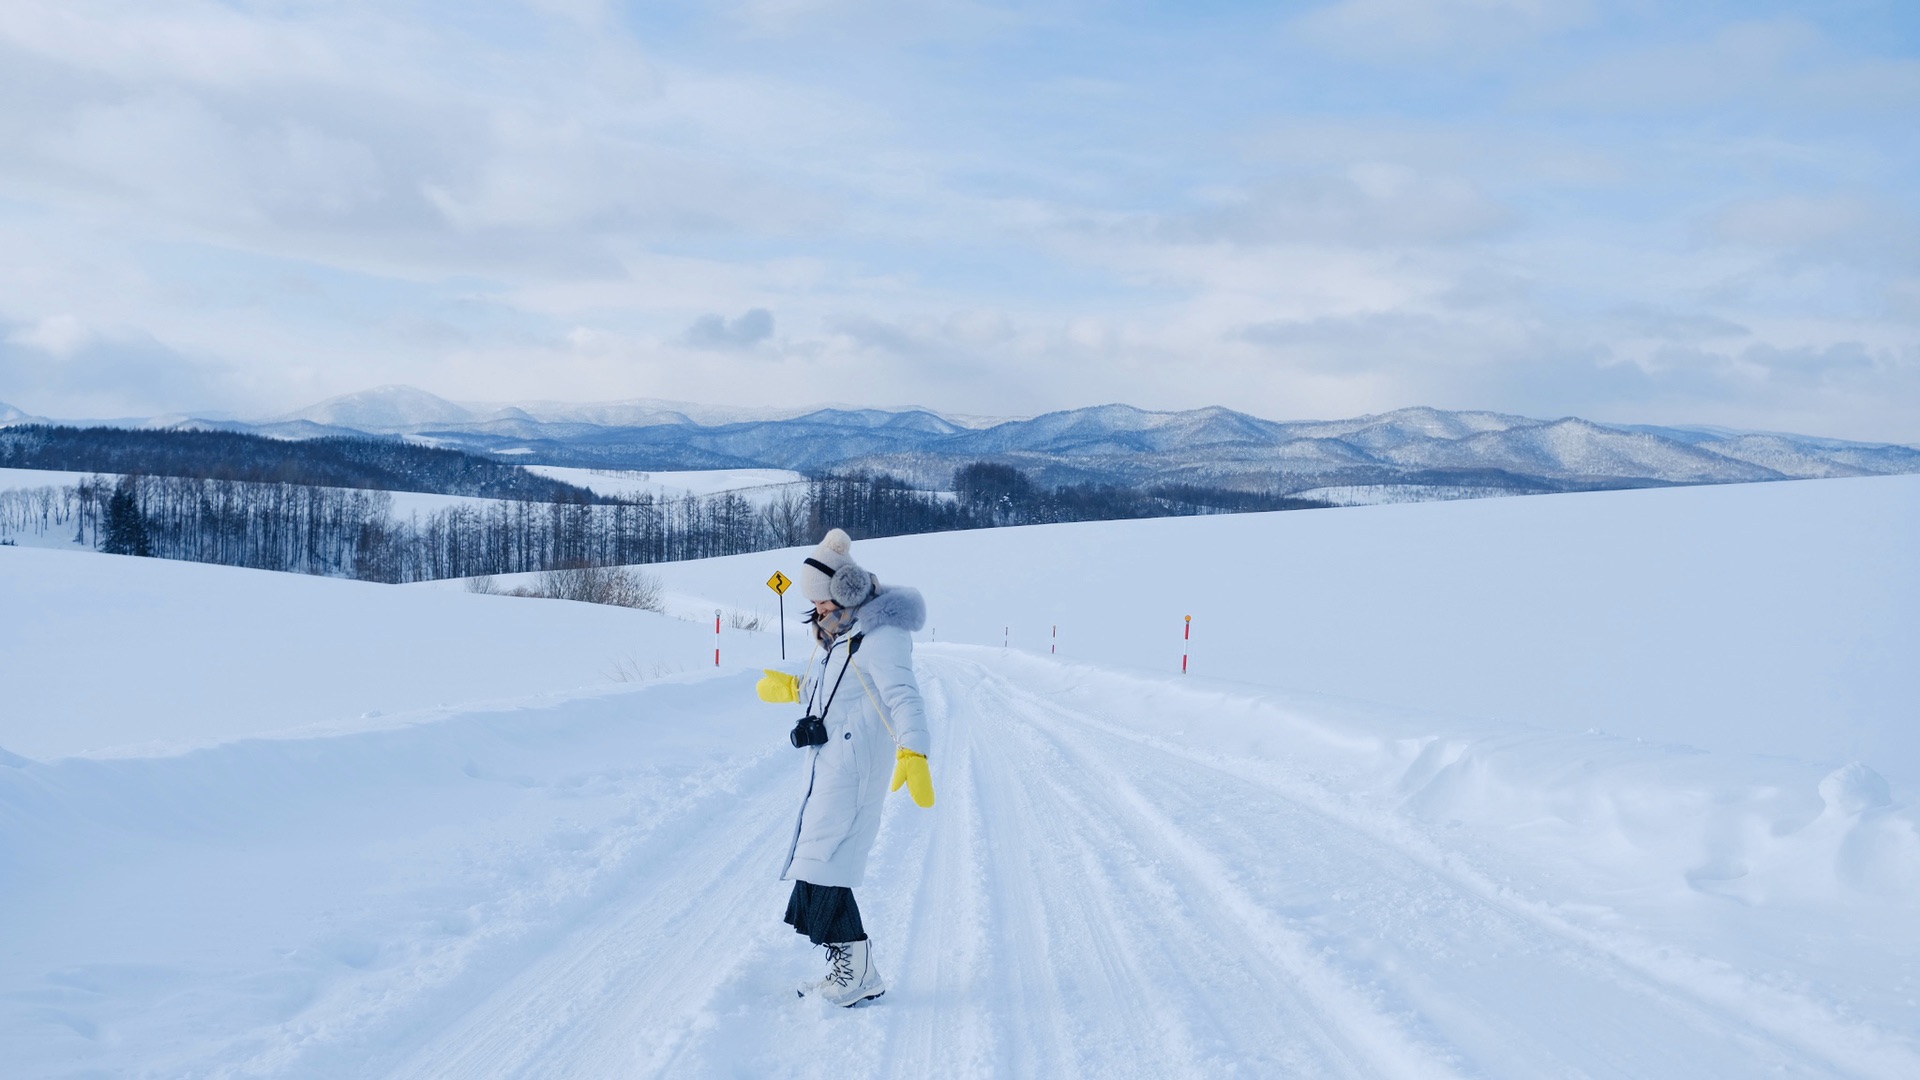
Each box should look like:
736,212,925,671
767,570,792,595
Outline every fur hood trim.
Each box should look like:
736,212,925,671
855,585,926,633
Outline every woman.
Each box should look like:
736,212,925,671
756,527,934,1007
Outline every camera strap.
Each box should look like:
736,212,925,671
803,633,864,721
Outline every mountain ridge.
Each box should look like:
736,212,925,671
5,386,1917,501
267,385,1014,433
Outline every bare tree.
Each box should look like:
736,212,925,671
762,486,812,547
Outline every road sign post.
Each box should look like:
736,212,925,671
766,570,793,660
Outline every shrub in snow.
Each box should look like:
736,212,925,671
529,565,665,611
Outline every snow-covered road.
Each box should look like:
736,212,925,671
109,648,1893,1080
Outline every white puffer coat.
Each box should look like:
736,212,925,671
779,585,929,889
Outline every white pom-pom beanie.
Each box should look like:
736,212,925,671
800,527,876,607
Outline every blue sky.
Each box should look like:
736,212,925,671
1,0,1916,440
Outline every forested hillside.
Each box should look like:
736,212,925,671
0,426,598,501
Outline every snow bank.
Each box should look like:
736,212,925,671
988,648,1920,910
0,546,748,760
0,669,785,1078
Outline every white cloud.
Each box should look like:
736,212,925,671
0,1,1912,441
727,0,1026,43
1294,0,1594,59
0,2,851,283
0,2,349,88
0,318,231,418
1167,166,1514,248
1599,305,1749,345
1529,18,1920,114
8,313,93,356
1887,279,1920,322
1711,194,1915,267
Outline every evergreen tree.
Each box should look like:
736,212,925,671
954,462,1036,526
100,478,152,557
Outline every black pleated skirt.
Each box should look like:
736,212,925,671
784,880,866,945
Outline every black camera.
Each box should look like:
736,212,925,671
789,634,861,750
790,714,828,748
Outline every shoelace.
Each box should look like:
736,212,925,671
826,944,854,986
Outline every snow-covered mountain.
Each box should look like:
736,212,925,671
1376,417,1784,484
15,386,1920,498
272,384,483,430
840,404,1920,493
265,385,1002,436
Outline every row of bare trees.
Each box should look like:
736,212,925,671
353,488,807,582
0,474,822,582
0,482,81,538
0,466,1323,582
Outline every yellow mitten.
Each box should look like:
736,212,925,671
890,748,935,808
756,669,800,703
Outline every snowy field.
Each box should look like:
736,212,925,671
520,465,805,504
477,474,1920,782
0,466,95,491
4,476,1918,1078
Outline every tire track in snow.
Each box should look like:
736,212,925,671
612,668,1002,1080
364,647,1915,1079
921,670,1218,1077
468,651,1463,1079
944,658,1464,1079
378,749,796,1080
972,653,1918,1079
652,653,1377,1078
868,667,996,1078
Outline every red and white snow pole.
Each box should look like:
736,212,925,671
714,608,722,667
1051,624,1057,655
1182,615,1191,674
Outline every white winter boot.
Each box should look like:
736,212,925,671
815,939,885,1007
794,942,846,999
